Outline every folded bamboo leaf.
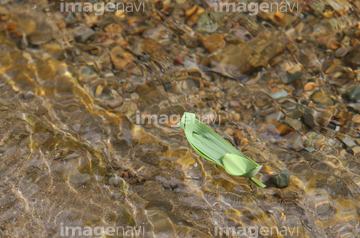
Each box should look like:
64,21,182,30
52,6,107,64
178,112,266,188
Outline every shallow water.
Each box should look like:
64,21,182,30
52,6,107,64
1,0,360,237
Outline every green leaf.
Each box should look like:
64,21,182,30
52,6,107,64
178,112,265,188
222,153,261,177
250,178,266,189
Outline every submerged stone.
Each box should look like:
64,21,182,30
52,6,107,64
311,90,334,106
346,85,360,102
345,45,360,68
271,171,291,188
209,36,285,78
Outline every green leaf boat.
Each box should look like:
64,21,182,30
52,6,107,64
178,112,266,188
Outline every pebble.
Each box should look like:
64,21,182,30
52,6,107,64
228,100,240,108
346,85,360,102
110,46,135,70
198,33,225,53
334,47,349,57
271,171,291,188
345,45,360,68
74,25,96,43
